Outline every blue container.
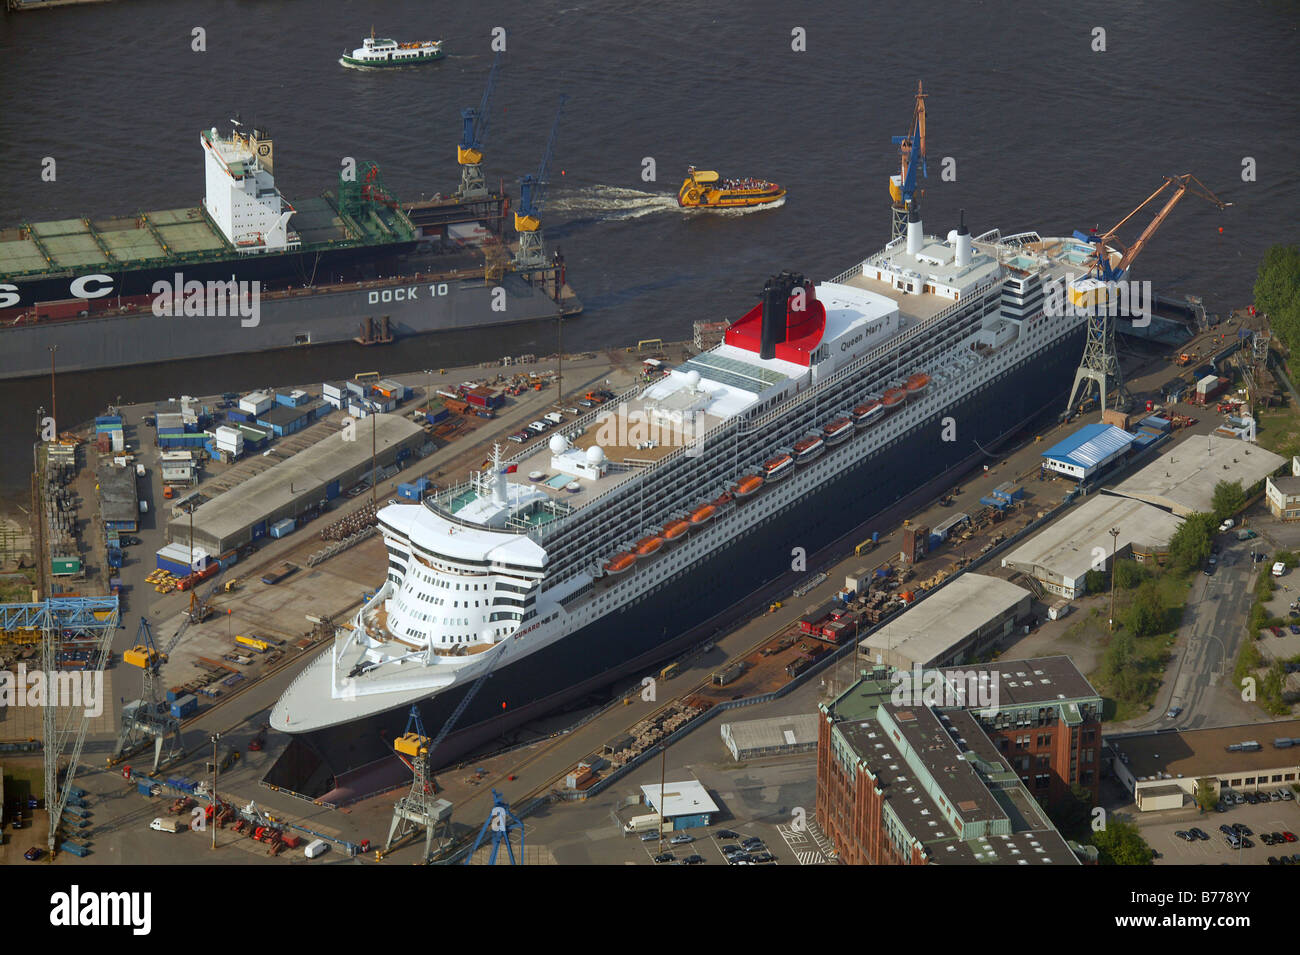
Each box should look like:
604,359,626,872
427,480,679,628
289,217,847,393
269,518,295,539
929,534,943,549
165,689,179,702
980,495,1007,510
170,694,198,719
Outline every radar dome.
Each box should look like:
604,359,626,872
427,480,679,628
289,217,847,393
947,229,959,243
685,370,702,390
586,445,606,466
549,434,569,454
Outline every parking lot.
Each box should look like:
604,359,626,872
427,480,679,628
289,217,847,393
1141,789,1300,865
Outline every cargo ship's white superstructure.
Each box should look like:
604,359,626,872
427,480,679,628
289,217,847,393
273,212,1110,736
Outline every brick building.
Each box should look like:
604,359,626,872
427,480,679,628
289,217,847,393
816,656,1101,865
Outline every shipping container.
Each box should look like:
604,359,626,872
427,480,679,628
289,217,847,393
1139,415,1172,433
170,694,198,719
269,517,296,539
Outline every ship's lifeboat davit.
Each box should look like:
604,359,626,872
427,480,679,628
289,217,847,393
762,453,795,481
662,519,691,543
852,401,883,427
605,552,637,575
905,372,930,397
822,417,853,444
733,474,765,499
793,435,825,462
634,535,665,558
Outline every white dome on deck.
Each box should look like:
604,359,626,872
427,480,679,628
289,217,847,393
586,445,606,466
549,434,569,454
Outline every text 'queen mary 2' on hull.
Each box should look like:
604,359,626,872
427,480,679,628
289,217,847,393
267,210,1098,802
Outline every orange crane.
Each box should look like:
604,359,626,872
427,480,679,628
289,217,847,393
1086,173,1229,281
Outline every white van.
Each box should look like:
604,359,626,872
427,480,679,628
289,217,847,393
139,500,149,514
544,412,565,425
304,839,329,859
527,421,549,433
1272,561,1286,577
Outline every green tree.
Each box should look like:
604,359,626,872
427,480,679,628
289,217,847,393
1168,512,1215,573
1112,557,1145,590
1084,569,1106,594
1194,778,1218,812
1124,580,1164,638
1254,244,1300,356
1048,785,1095,840
1211,480,1246,523
1092,819,1154,865
1103,629,1138,699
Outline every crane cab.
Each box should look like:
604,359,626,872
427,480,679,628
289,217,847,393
394,732,429,758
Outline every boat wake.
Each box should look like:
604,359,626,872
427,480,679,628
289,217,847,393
548,185,683,221
685,195,787,216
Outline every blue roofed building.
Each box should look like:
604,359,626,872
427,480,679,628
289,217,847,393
1040,423,1134,481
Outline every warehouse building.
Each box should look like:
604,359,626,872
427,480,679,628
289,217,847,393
97,463,139,532
167,413,423,553
640,780,719,831
1110,721,1300,811
1001,495,1184,599
720,713,819,761
1040,423,1135,481
859,573,1031,670
1109,434,1284,516
1265,474,1300,521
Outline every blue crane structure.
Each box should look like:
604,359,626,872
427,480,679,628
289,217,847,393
456,48,505,200
888,81,928,241
111,616,184,777
464,789,524,865
513,93,568,269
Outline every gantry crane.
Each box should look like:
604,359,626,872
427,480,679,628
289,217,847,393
513,93,568,270
463,789,524,865
383,705,453,861
1083,173,1230,282
1064,173,1230,416
889,81,928,241
456,48,504,201
111,616,184,776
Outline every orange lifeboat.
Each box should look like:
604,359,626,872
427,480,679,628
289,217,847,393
733,474,764,498
882,387,907,410
604,552,636,575
690,503,717,525
662,519,691,543
852,401,883,426
793,434,825,462
763,453,795,481
822,416,853,444
635,536,664,557
905,372,930,396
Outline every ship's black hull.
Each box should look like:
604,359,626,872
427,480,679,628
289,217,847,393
6,239,421,308
265,324,1087,799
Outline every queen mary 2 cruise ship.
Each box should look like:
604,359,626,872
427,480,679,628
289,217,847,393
268,206,1111,799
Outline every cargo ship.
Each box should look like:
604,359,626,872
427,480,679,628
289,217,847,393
0,125,577,380
267,202,1112,801
340,29,445,69
677,166,785,209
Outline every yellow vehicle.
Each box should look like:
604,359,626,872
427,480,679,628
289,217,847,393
677,166,785,210
660,662,681,680
768,601,783,613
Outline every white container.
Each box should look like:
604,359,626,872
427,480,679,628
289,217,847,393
239,390,274,415
111,429,126,452
304,839,329,859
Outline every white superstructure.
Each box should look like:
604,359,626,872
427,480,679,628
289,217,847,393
201,127,299,252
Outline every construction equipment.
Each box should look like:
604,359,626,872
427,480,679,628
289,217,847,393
1082,174,1231,282
111,617,184,777
456,48,504,200
1065,174,1230,417
463,789,524,865
513,93,568,270
888,81,927,241
382,706,454,862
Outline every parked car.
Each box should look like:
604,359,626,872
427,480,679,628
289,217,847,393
639,831,659,842
1175,830,1194,842
1280,790,1295,801
1289,624,1300,635
1189,827,1209,841
1232,823,1253,836
1214,802,1229,813
714,829,739,840
720,844,744,856
1166,706,1183,719
669,833,694,845
23,846,42,861
527,421,549,433
653,852,675,864
680,854,705,865
1219,518,1234,532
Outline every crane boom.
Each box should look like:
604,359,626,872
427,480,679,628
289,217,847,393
458,49,504,166
1089,173,1230,281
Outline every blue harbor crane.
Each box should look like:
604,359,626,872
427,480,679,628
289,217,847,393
513,93,568,270
888,81,928,241
464,789,524,865
111,616,184,777
456,48,505,200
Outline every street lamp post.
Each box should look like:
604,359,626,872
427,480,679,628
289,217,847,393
1109,526,1120,631
210,731,220,850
